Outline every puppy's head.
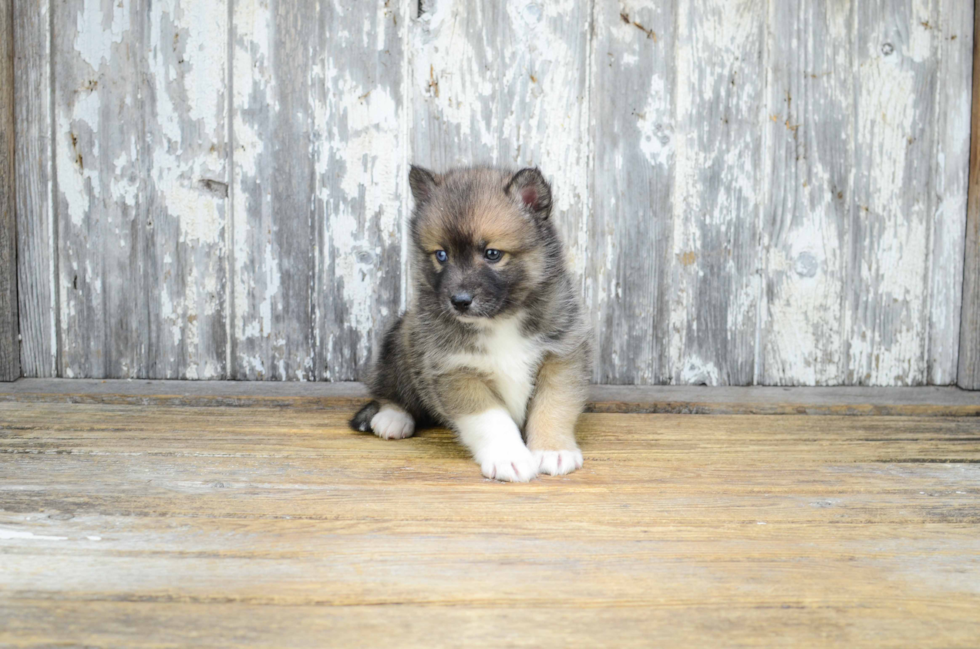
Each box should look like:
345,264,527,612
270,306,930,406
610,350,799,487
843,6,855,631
409,166,559,322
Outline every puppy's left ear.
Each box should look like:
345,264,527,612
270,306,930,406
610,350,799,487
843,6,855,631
505,167,552,220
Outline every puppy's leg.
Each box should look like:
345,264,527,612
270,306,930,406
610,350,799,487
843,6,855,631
525,353,588,476
370,400,415,440
351,400,416,439
437,371,537,482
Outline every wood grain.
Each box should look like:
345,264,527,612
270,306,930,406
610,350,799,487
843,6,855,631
0,401,978,646
846,0,947,385
314,0,408,381
9,0,978,386
231,0,318,380
53,0,147,378
143,0,230,379
590,1,671,384
960,0,980,390
13,0,55,378
761,1,851,385
0,0,18,380
669,0,766,386
1,379,977,416
930,0,974,385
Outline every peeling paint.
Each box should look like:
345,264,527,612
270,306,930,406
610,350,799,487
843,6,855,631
36,0,974,385
73,0,129,69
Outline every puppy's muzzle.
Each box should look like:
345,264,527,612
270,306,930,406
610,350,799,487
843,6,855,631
450,292,473,312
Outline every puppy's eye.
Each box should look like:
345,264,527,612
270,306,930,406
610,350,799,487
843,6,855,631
484,249,502,263
434,250,448,263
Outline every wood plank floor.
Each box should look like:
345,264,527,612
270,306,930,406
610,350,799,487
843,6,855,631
1,394,979,647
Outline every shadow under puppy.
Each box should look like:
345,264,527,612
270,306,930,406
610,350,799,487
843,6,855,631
350,166,591,482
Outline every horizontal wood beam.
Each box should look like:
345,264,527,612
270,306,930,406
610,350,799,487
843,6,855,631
0,379,977,417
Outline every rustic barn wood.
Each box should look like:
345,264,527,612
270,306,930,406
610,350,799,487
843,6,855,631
2,379,979,416
590,1,672,384
9,0,977,386
232,0,317,380
0,0,17,381
143,0,230,380
13,0,54,378
0,398,978,645
52,0,146,377
961,0,980,390
313,0,408,381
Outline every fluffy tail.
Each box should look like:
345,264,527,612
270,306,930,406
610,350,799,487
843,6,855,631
349,400,381,432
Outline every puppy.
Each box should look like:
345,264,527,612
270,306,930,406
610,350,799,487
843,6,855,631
349,166,591,482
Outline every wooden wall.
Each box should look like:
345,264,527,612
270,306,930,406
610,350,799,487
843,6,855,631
12,0,976,386
960,0,980,390
0,0,17,381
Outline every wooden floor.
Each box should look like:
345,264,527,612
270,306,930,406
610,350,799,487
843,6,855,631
1,383,979,647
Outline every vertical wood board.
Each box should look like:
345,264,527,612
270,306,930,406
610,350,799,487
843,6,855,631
761,1,853,386
143,0,230,379
0,0,18,380
314,0,409,381
589,1,672,384
845,0,942,386
959,0,980,390
14,0,56,378
231,0,318,380
668,0,766,385
53,0,147,378
928,0,973,385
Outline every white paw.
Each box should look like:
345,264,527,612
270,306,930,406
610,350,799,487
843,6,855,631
370,406,415,440
533,449,583,476
480,447,539,483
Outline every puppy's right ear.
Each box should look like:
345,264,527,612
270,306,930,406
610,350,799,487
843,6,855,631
409,165,439,205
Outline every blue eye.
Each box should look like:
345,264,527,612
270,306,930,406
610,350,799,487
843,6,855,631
435,250,448,263
484,249,502,263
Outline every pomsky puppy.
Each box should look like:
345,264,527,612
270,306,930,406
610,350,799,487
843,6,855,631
349,165,591,482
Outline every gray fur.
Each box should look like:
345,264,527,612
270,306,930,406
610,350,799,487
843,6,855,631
351,166,591,434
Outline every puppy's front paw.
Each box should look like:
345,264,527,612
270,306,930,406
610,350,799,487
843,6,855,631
533,449,583,476
370,406,415,440
480,447,538,483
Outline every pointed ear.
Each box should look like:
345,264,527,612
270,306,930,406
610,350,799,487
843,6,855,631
409,165,440,205
505,167,552,219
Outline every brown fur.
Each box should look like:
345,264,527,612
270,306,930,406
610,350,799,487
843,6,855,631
350,165,592,480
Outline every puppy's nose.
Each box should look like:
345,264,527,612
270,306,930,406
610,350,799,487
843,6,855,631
450,292,473,312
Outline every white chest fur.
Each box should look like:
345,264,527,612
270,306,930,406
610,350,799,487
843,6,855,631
448,317,542,427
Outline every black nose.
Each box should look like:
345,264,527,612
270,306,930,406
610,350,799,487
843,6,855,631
450,292,473,312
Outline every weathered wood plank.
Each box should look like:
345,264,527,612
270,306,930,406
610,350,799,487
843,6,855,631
669,0,766,385
845,1,939,385
144,0,230,379
589,1,671,384
3,601,979,649
960,0,980,390
0,0,18,380
1,379,977,416
0,402,978,646
231,0,318,380
764,0,972,388
53,0,147,378
411,0,591,365
761,2,852,385
14,0,978,386
314,0,408,381
13,0,56,378
929,0,974,385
